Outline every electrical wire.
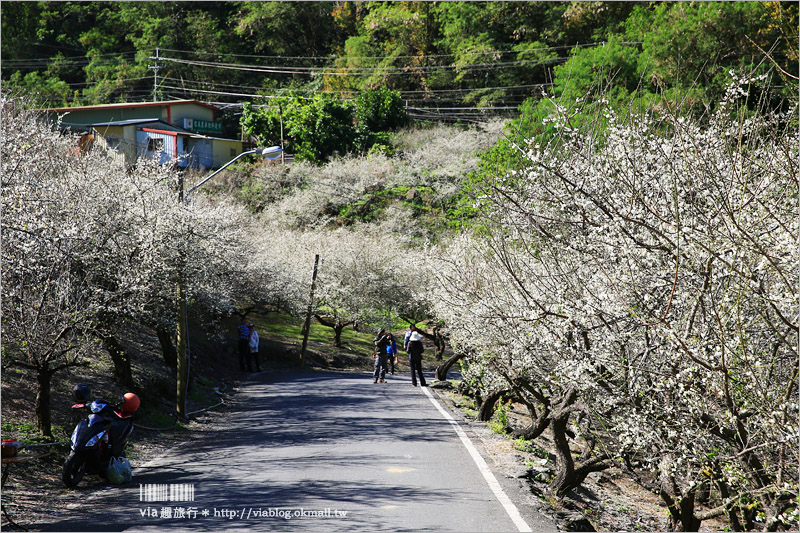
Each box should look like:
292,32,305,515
156,41,641,61
157,75,552,97
154,54,567,76
157,85,531,114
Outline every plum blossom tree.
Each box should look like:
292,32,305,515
2,99,184,433
427,74,797,531
249,222,412,348
2,98,257,434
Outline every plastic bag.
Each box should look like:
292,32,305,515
106,456,132,484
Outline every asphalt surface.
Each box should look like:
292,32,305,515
42,370,556,532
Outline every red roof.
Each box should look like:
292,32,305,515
40,100,219,113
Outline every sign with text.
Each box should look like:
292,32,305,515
183,118,222,134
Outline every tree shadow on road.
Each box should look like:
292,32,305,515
41,370,467,532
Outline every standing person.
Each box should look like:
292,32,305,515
403,324,415,354
407,328,427,387
249,323,262,373
386,332,397,375
373,328,391,384
237,318,250,372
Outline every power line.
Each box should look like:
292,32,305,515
407,105,518,111
56,76,153,88
159,84,320,100
399,83,553,95
157,75,551,100
5,40,136,55
5,40,643,73
155,41,641,61
159,76,350,94
159,85,528,118
154,54,567,76
2,56,139,70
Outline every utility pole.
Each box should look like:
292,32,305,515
148,48,161,102
176,175,189,418
175,147,281,418
279,103,285,165
299,254,320,367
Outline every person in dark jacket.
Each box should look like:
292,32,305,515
405,325,427,387
237,318,250,371
373,328,391,383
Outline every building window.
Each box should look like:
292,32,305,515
147,137,164,153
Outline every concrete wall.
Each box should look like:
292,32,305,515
169,103,214,126
92,125,138,168
212,139,244,168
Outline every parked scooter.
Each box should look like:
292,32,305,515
62,384,140,488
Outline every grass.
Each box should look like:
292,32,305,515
255,312,376,357
250,311,447,372
136,407,176,430
488,399,511,435
513,436,534,453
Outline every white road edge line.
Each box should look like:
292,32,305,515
422,386,532,533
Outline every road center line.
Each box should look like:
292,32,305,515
422,386,532,533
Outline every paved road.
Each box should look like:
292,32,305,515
43,371,556,532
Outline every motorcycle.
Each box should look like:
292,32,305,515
62,384,140,488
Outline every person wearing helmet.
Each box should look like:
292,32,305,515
373,328,391,384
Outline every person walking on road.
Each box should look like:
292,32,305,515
386,332,398,375
248,323,262,373
403,324,418,355
373,328,391,383
403,325,417,357
237,318,250,372
405,325,427,387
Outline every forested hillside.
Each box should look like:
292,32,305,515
2,2,797,119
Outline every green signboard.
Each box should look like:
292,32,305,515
183,118,222,134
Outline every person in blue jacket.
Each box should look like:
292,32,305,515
237,318,250,371
385,332,398,375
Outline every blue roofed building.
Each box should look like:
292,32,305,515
39,100,246,170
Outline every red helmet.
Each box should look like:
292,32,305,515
121,393,140,414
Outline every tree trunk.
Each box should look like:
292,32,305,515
413,323,447,360
333,323,344,348
313,313,352,349
35,366,53,437
709,460,743,531
512,405,551,441
103,334,134,389
659,457,702,532
432,324,446,360
661,490,702,532
435,351,464,381
549,389,611,497
157,326,177,369
676,491,702,532
478,388,511,422
550,390,578,496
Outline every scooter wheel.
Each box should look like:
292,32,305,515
63,451,87,488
